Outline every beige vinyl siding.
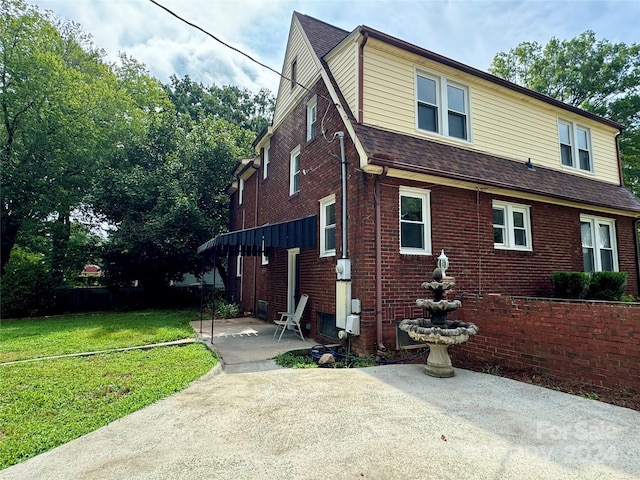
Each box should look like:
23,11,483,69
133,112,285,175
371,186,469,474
362,39,620,184
326,40,358,118
272,21,321,128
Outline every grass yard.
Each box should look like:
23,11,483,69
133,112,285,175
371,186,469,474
0,310,218,470
0,310,199,363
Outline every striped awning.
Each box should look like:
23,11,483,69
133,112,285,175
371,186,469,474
197,215,317,256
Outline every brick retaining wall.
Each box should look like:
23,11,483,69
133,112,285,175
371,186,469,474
455,295,640,391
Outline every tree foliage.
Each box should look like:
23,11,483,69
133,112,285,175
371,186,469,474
1,0,132,276
93,68,257,288
1,1,275,309
489,31,640,196
165,75,274,134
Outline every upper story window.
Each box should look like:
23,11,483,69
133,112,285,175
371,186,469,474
290,59,297,90
581,215,618,272
493,201,532,251
238,177,244,205
416,72,470,141
399,186,431,255
319,194,336,257
558,120,592,172
290,145,301,196
263,143,270,180
307,96,317,141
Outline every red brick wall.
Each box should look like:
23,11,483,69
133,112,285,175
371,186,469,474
226,76,640,357
359,178,639,354
455,295,640,391
228,80,350,337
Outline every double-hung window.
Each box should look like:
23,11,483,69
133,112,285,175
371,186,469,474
580,215,618,272
319,194,336,257
263,143,270,180
238,177,244,205
290,146,301,195
399,186,431,255
558,120,592,172
493,201,532,251
307,96,317,141
416,72,470,141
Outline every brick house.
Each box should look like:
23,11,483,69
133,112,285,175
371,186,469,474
198,12,640,355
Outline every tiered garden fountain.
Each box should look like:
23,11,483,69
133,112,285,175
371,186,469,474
399,266,478,377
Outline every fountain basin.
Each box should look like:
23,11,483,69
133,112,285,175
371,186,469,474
399,318,479,377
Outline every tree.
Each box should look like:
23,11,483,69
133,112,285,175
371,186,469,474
489,31,640,196
1,0,131,277
93,60,256,289
165,75,274,134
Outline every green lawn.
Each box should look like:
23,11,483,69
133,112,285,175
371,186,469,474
0,310,200,363
0,311,217,470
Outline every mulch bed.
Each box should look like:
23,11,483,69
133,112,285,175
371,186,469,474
450,351,640,412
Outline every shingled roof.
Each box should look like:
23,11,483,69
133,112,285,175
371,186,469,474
294,13,639,214
354,123,640,214
295,12,349,59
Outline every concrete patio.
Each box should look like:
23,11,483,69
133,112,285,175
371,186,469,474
1,317,638,480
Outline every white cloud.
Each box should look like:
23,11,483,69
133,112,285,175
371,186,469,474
29,0,640,94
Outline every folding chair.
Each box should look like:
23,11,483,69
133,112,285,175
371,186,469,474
273,294,309,343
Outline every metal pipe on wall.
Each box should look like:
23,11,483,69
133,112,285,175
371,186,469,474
375,171,387,351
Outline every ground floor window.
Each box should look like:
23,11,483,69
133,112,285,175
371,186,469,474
399,186,431,255
580,215,618,272
492,200,532,251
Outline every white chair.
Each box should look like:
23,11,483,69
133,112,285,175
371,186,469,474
273,294,309,343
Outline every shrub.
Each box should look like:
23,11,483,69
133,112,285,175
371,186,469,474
215,301,240,319
0,247,55,317
551,271,590,299
586,271,628,301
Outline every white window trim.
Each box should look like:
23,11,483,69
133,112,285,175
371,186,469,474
580,214,618,272
238,177,244,205
236,254,242,277
319,194,336,257
261,238,269,266
415,68,472,143
306,95,317,141
558,119,593,173
289,145,301,196
263,143,270,180
492,200,533,251
399,186,432,255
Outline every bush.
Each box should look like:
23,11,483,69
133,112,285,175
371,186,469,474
0,247,55,317
551,271,590,299
586,271,627,301
215,301,240,319
552,271,628,301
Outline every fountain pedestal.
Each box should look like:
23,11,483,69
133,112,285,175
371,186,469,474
399,268,478,378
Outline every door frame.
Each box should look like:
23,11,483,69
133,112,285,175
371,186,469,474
287,248,300,312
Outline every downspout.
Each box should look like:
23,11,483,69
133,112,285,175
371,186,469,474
358,31,369,124
635,218,640,297
375,167,388,351
253,159,260,315
338,132,348,258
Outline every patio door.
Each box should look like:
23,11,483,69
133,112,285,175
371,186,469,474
287,248,300,313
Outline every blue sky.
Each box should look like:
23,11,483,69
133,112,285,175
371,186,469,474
29,0,640,95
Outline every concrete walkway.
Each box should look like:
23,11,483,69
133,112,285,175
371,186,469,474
1,318,639,480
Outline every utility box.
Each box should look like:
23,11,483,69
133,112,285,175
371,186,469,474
351,298,361,314
335,281,351,329
336,258,351,280
346,315,360,335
